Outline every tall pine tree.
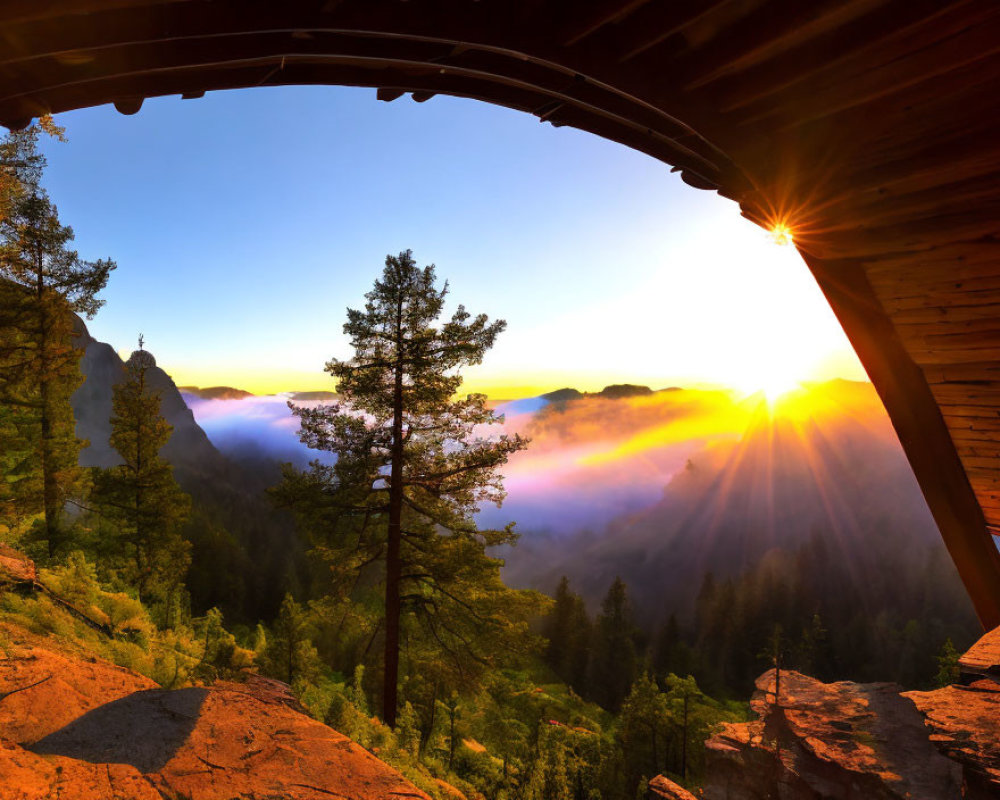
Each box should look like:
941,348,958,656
91,339,190,605
273,250,534,726
542,575,592,693
588,576,639,711
0,123,115,556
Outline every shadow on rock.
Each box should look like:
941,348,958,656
30,687,208,773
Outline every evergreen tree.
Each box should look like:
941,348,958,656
543,575,592,692
273,250,535,727
0,123,115,556
663,674,712,782
265,593,321,685
933,638,960,688
588,576,639,711
618,673,669,789
90,340,190,604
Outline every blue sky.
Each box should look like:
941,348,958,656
38,85,865,397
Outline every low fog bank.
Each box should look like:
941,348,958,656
180,379,970,635
182,393,335,470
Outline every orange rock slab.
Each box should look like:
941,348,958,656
0,642,430,800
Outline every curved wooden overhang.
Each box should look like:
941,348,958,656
3,0,1000,627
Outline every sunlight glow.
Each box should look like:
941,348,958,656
769,222,794,246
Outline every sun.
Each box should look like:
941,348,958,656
768,221,795,247
759,373,801,405
731,359,803,406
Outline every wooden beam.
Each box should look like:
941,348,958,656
802,251,1000,630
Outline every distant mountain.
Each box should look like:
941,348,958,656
541,388,583,403
597,384,653,399
540,385,654,402
179,386,254,401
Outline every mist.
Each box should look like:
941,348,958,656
182,393,335,468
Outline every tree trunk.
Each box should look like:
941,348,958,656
134,365,146,602
421,681,438,755
651,726,658,776
382,292,405,728
35,263,59,558
448,703,457,771
681,694,689,781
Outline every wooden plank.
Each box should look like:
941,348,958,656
948,426,1000,441
886,301,1000,325
737,2,1000,128
934,387,1000,406
612,0,731,62
899,329,1000,353
558,0,652,47
820,172,1000,236
871,273,1000,302
957,455,1000,471
708,0,971,112
927,362,1000,383
865,243,1000,276
685,0,884,90
945,419,1000,435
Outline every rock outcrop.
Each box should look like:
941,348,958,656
958,624,1000,685
0,635,430,800
648,774,699,799
702,660,1000,800
0,545,35,585
904,681,1000,797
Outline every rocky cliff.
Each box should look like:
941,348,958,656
72,317,228,478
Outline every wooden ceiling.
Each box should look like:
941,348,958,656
3,0,1000,627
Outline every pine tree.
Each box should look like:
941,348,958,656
543,575,592,693
266,593,321,685
933,638,960,688
653,613,692,680
0,123,115,556
91,339,190,604
664,674,709,782
273,250,535,727
588,577,639,711
618,673,669,787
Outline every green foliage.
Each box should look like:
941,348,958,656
192,607,254,681
263,593,321,686
0,125,114,557
0,556,209,686
934,638,960,688
543,576,591,694
589,577,640,712
90,341,191,607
